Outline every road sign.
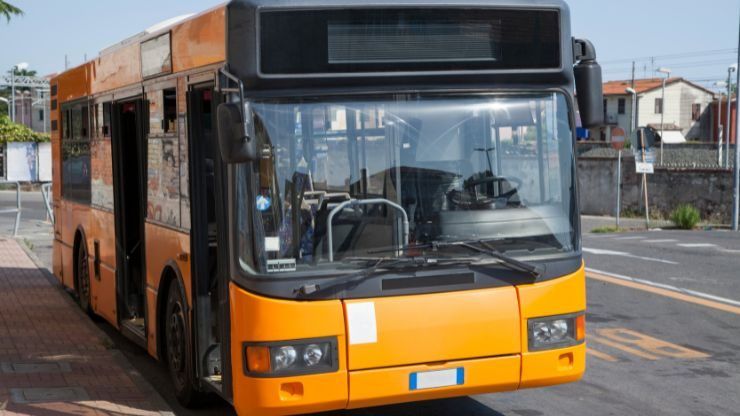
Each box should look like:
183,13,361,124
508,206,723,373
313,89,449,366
636,162,654,174
611,127,626,150
634,149,656,164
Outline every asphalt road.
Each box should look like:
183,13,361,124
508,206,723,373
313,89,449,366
5,202,739,416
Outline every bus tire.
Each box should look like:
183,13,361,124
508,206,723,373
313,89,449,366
76,242,92,314
165,279,203,407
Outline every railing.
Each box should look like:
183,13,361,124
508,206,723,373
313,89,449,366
41,183,54,225
327,198,410,263
0,182,22,237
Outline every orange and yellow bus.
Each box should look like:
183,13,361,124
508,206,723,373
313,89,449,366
51,0,603,414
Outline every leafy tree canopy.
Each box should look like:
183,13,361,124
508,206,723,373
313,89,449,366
0,115,50,143
0,1,23,22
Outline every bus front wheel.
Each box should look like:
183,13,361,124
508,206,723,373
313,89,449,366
165,279,202,407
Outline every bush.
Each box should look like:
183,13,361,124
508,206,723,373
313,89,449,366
671,204,701,230
0,115,50,143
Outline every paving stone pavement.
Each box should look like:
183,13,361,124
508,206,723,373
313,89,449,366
0,238,173,416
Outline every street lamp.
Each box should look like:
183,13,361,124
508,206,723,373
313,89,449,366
658,67,671,165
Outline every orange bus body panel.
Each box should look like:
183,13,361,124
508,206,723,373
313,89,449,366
51,5,227,361
144,223,191,356
344,286,521,371
518,265,587,388
228,268,586,414
230,283,349,416
347,355,520,409
92,44,141,94
89,209,118,325
172,7,226,73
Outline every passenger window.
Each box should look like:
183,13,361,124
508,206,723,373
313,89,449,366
149,87,177,136
61,101,92,204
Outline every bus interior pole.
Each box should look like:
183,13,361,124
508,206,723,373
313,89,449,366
640,130,650,229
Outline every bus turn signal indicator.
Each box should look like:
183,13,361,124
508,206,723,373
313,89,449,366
246,346,271,373
576,315,586,342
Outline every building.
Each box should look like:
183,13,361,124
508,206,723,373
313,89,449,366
590,78,715,143
711,97,737,144
0,75,52,181
11,87,51,134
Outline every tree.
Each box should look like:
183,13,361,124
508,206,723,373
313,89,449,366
0,1,23,22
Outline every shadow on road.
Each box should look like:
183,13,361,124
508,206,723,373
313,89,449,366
322,397,506,416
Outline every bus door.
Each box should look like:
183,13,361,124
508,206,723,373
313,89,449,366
187,83,230,395
111,98,149,345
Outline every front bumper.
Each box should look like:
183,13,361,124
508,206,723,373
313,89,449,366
232,344,585,415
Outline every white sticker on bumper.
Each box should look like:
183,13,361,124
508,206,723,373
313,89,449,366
346,302,377,345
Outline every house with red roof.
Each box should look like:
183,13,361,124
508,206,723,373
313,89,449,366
589,78,716,144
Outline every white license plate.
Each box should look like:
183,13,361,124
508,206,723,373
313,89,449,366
409,368,464,391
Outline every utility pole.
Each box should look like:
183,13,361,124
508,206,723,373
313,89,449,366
733,14,740,231
727,66,735,169
658,68,672,165
631,61,636,88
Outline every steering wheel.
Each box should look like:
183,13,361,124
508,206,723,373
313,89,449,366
464,175,523,201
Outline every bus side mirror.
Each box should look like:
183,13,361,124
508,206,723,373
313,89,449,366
217,102,257,164
574,38,604,128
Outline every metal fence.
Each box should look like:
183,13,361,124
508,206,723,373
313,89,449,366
0,182,22,236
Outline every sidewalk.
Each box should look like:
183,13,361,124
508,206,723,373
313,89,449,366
0,238,173,415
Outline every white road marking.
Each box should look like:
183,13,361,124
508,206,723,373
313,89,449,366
678,243,716,248
582,247,679,265
614,236,646,241
587,267,740,308
642,239,678,244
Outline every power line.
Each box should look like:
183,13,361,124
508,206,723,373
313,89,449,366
600,48,738,65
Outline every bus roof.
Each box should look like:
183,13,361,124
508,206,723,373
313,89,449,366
230,0,569,9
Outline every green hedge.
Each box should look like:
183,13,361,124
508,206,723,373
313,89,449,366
0,115,50,143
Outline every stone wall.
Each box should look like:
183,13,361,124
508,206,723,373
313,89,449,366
578,155,733,224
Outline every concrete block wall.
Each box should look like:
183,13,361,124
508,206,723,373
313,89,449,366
578,157,733,224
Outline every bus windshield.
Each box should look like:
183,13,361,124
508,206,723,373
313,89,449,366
237,93,578,276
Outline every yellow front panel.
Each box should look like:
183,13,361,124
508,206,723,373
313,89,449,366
344,286,521,370
520,344,586,389
230,283,348,415
518,266,587,388
348,355,520,409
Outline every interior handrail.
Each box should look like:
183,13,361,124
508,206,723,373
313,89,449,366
327,198,410,263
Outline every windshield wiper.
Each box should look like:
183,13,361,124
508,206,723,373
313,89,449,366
294,257,471,297
372,239,544,278
456,240,545,278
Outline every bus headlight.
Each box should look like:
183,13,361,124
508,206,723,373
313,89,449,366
244,337,338,377
528,313,585,351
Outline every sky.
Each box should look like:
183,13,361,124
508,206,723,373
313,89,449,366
1,0,738,91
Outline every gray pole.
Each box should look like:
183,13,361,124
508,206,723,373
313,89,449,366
10,66,15,122
733,15,740,232
727,68,734,168
632,92,638,133
660,77,666,165
616,150,622,229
